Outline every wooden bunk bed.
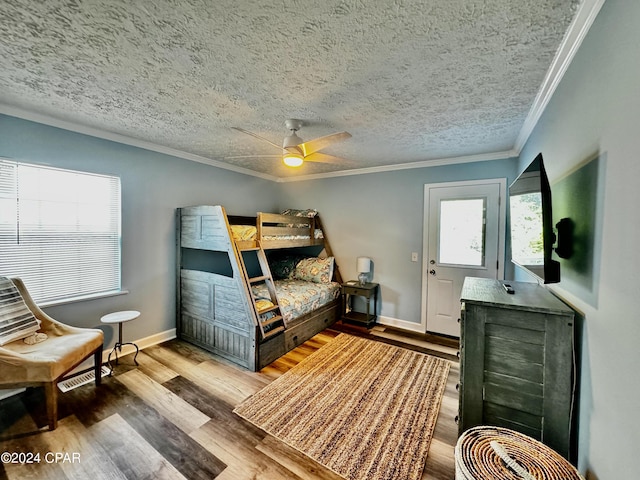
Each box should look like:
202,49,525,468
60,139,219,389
176,205,343,371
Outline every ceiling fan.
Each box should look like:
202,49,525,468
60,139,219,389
231,119,351,167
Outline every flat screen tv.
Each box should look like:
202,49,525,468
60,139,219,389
509,153,560,284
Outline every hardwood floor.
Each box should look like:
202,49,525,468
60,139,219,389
0,328,460,480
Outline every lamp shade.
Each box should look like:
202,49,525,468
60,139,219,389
356,256,371,273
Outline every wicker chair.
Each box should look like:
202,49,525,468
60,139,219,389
0,278,104,430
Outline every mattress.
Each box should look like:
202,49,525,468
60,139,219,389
229,224,324,243
252,279,340,324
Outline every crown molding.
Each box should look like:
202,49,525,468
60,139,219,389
276,150,518,182
0,105,279,182
514,0,607,153
0,105,516,182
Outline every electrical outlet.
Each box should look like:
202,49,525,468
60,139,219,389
411,252,418,262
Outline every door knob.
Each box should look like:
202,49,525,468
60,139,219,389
429,259,435,265
429,269,436,276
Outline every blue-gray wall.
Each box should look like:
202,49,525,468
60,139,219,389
0,112,517,338
0,114,279,347
277,159,518,329
519,0,640,476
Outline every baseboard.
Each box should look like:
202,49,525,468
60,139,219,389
376,315,425,333
102,327,177,363
71,328,177,376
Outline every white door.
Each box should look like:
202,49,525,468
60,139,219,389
422,179,506,336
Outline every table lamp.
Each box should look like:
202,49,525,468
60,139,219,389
357,256,371,286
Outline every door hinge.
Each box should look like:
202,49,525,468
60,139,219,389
496,260,499,270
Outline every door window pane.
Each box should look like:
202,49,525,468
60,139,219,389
438,198,485,266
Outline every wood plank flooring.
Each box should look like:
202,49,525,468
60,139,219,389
0,329,460,480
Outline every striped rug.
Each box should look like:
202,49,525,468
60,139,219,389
234,333,451,480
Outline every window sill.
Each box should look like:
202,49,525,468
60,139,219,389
40,289,129,308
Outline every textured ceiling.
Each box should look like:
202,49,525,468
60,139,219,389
0,0,582,179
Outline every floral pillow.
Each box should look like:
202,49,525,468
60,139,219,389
280,208,318,228
293,257,335,284
281,208,317,218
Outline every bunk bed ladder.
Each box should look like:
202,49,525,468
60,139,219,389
238,243,286,342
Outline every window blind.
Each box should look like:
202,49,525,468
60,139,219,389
0,159,121,304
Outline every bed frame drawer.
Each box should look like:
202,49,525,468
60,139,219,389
285,301,339,350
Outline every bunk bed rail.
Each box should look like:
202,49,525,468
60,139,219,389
257,212,323,249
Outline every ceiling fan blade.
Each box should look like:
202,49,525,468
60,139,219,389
231,127,282,150
304,152,346,164
301,131,351,156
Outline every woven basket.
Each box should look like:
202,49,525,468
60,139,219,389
455,426,583,480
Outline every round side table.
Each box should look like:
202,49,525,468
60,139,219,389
101,310,140,375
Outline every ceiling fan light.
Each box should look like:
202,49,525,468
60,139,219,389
283,153,304,167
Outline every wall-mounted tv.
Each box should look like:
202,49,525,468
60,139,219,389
509,153,560,284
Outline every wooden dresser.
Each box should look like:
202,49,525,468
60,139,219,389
458,277,576,459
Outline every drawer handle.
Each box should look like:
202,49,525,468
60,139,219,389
454,415,459,424
456,383,460,391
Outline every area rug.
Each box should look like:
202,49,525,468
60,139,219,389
233,333,451,480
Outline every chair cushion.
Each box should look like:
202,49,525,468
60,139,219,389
0,277,41,346
0,326,103,383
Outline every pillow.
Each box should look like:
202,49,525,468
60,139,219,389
0,277,41,346
230,224,257,241
268,253,306,280
293,257,335,284
280,208,318,218
280,208,318,228
255,299,275,312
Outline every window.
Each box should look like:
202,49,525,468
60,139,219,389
438,198,486,267
0,159,121,304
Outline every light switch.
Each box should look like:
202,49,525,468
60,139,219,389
411,252,418,262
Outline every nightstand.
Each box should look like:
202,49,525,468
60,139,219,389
341,282,379,327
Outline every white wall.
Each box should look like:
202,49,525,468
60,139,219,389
278,158,517,330
519,0,640,476
0,115,279,350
